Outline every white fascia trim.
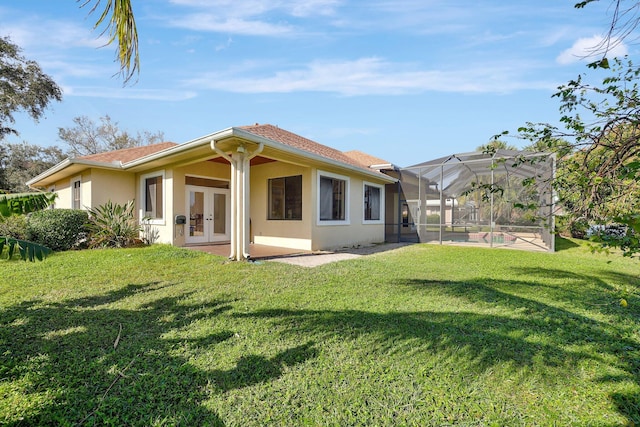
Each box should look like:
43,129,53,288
120,126,396,184
123,128,235,168
26,158,123,187
225,128,396,184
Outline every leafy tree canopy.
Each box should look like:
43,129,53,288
0,36,62,140
515,57,640,256
0,142,66,193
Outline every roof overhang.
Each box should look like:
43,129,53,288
27,126,396,188
26,158,124,188
126,126,395,183
214,127,396,183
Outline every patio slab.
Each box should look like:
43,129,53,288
186,242,413,267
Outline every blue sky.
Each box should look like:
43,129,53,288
0,1,631,166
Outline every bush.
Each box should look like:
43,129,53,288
28,209,89,251
0,214,29,239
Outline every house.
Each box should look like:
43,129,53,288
27,124,397,260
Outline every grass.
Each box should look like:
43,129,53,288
0,239,639,426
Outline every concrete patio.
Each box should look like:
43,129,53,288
186,242,413,267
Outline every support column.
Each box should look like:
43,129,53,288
211,139,263,261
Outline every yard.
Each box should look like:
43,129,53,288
1,240,639,426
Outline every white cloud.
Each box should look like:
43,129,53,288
3,20,107,51
66,87,198,101
167,0,341,35
184,57,554,96
556,35,628,64
170,0,341,17
170,14,294,36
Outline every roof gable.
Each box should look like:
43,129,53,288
343,150,392,168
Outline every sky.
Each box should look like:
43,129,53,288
0,0,632,167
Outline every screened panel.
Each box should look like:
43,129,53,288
386,150,555,252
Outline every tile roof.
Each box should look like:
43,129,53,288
78,142,178,164
343,150,393,168
238,124,380,173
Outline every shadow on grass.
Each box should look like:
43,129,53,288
235,273,640,424
0,282,316,426
555,236,580,251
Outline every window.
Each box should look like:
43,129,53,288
364,183,381,221
268,175,302,220
71,178,81,209
319,172,348,223
141,172,164,221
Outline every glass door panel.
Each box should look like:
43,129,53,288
213,193,226,235
190,190,205,237
186,185,230,244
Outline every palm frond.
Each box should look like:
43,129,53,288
80,0,139,85
0,193,57,217
0,237,52,261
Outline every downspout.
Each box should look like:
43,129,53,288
211,140,237,260
241,143,264,259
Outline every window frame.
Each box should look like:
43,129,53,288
71,176,81,209
140,170,165,225
268,175,303,221
317,170,350,226
363,181,384,224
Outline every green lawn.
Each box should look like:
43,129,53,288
1,239,639,426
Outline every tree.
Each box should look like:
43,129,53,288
0,36,62,140
58,115,164,157
515,57,640,256
81,0,139,85
576,1,640,62
0,142,66,193
476,140,518,152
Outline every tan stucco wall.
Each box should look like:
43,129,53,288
44,155,390,252
310,169,386,251
52,177,73,209
249,162,388,251
88,169,136,207
250,161,313,251
50,169,135,210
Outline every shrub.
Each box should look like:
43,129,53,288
0,214,29,239
27,209,89,251
86,200,143,248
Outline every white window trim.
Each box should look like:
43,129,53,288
185,174,230,186
71,176,81,209
362,181,385,225
140,170,166,225
316,170,350,226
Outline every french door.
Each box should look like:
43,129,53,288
185,185,230,244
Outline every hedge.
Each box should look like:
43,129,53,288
28,209,89,251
